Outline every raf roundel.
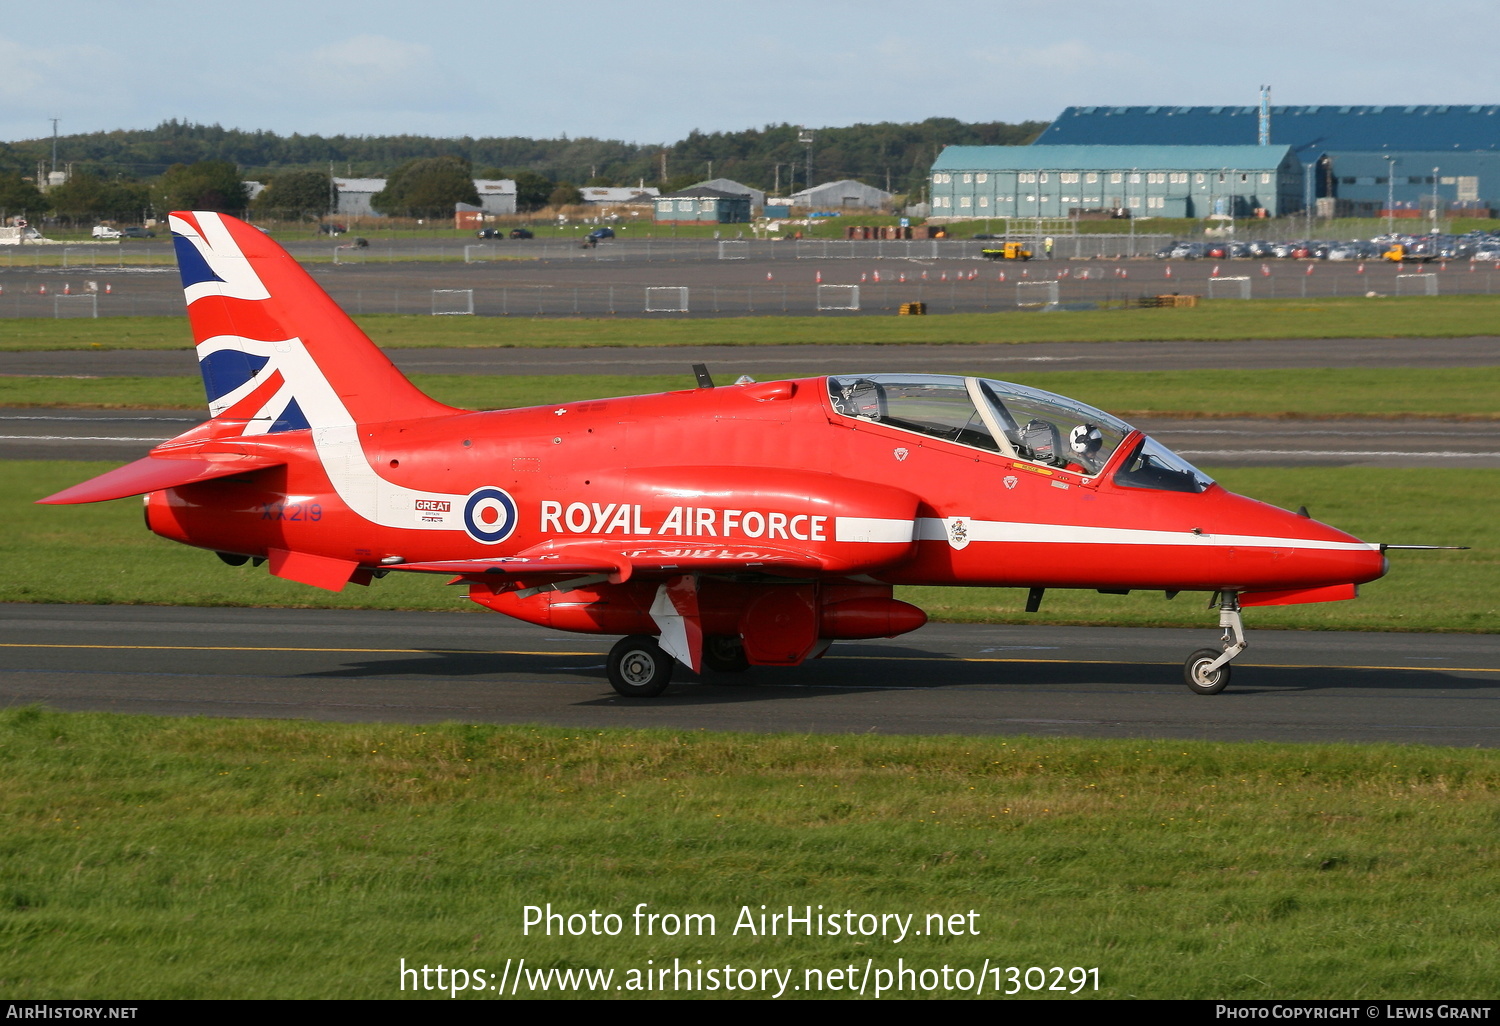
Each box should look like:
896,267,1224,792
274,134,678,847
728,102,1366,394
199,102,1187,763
463,487,519,544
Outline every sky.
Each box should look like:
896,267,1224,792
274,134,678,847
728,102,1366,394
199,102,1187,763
7,0,1500,146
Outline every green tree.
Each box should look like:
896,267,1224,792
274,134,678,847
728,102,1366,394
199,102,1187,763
154,160,249,213
547,181,583,208
254,170,332,218
370,156,479,218
44,172,149,223
0,174,47,218
510,169,553,212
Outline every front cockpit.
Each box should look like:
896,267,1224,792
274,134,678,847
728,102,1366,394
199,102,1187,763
826,373,1214,492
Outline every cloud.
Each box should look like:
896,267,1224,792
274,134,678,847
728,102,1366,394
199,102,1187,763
291,35,448,103
0,36,133,139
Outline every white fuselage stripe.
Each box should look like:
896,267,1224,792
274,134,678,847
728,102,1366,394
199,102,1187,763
834,517,916,543
913,518,1377,552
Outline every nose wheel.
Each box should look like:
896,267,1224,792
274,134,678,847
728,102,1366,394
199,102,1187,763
1184,648,1232,694
1183,592,1245,695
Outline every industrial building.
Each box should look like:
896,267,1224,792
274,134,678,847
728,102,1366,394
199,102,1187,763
332,178,385,217
1035,104,1500,216
580,185,659,206
790,179,893,211
333,177,517,217
473,179,517,216
929,145,1303,219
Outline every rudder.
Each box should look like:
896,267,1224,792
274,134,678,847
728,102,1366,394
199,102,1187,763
169,211,455,434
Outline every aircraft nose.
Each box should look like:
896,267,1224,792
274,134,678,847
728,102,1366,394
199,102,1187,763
1275,505,1387,588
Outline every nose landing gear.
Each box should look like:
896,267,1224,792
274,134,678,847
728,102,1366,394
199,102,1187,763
1184,592,1246,695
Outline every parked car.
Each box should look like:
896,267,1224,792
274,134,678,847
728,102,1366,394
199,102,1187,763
509,228,534,239
318,223,347,236
581,226,614,248
120,227,155,239
476,228,502,239
91,225,122,240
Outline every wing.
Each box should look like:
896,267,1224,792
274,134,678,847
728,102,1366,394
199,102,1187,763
387,541,843,580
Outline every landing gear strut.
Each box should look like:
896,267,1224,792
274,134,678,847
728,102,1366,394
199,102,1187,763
1183,591,1246,695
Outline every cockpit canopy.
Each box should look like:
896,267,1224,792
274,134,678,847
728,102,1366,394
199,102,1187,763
825,373,1214,493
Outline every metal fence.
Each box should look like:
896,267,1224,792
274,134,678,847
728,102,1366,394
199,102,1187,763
301,235,1180,264
11,243,1500,319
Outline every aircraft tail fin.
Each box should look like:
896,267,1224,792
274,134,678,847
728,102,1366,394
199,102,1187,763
168,211,455,435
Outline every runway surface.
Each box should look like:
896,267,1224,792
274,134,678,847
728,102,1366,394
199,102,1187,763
5,335,1500,378
2,604,1495,746
4,407,1493,467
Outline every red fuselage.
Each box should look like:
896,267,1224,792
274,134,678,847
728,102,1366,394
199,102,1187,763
146,375,1386,603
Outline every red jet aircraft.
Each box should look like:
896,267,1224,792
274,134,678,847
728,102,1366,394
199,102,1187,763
42,212,1397,696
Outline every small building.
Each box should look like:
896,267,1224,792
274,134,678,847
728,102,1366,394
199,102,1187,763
790,179,892,211
474,180,517,216
929,145,1303,219
653,186,751,224
687,178,766,211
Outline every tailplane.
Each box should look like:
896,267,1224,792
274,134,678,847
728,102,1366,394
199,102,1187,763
169,211,455,435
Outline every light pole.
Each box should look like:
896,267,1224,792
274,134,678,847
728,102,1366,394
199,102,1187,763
1384,156,1397,236
798,128,815,194
1431,166,1441,236
1303,160,1315,239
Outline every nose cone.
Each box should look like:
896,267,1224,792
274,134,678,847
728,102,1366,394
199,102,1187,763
1218,492,1386,593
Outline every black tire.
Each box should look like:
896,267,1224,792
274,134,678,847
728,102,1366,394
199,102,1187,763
1184,648,1231,695
608,635,673,697
702,635,750,674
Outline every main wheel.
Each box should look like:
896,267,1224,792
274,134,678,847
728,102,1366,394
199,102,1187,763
1183,648,1231,695
702,635,749,674
608,635,673,698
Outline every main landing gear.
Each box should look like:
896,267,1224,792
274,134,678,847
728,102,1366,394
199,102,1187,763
607,635,673,698
606,634,752,697
1183,591,1246,695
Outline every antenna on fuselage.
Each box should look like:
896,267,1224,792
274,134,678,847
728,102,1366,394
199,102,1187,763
692,363,715,389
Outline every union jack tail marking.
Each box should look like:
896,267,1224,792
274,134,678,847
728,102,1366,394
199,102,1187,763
169,211,454,435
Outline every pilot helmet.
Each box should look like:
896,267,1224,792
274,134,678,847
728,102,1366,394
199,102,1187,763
1069,423,1103,456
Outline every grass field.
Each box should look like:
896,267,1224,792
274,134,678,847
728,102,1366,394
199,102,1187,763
7,296,1500,351
2,709,1497,999
9,462,1489,632
4,365,1499,420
